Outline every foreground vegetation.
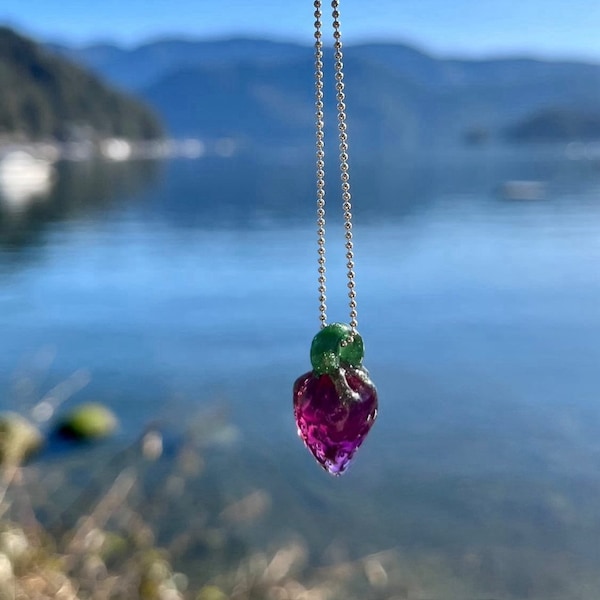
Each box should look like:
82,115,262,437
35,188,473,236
0,408,423,600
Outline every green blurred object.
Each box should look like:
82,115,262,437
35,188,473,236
0,412,43,466
99,531,129,564
196,586,228,600
56,403,118,441
310,322,364,375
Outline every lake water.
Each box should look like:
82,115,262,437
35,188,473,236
2,146,600,598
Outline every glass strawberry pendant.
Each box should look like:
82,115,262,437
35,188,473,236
293,323,378,476
295,2,377,475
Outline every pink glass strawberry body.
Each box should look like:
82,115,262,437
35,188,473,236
293,323,378,475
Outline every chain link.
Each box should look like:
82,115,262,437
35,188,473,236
331,0,357,337
314,1,327,328
314,0,357,336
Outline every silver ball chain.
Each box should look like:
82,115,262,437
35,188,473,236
314,0,358,338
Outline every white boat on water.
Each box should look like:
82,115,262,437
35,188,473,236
0,150,55,207
499,180,546,201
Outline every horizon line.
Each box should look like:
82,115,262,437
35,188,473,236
3,21,600,66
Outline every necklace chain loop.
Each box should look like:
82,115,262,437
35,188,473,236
314,0,357,336
314,1,327,328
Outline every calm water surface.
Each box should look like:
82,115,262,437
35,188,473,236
1,148,600,597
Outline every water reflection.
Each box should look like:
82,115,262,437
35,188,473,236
0,157,162,251
1,146,599,246
0,151,56,208
146,147,600,231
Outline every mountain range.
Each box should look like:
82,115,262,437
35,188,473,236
48,37,600,152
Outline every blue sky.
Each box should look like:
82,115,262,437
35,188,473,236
2,0,600,60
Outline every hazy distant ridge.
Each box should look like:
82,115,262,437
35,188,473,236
48,37,600,151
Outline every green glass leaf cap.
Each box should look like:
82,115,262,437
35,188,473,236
310,322,364,375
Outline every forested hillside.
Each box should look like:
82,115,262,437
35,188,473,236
0,27,163,141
